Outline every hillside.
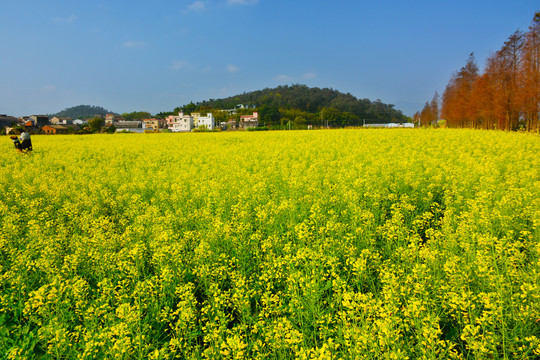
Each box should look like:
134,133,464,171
161,84,408,126
51,105,114,119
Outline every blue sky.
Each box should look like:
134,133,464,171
1,0,538,117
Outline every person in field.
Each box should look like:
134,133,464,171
11,128,33,152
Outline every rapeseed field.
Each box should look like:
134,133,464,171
1,129,539,359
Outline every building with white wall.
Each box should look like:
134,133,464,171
192,112,215,130
50,117,73,125
168,112,194,132
72,119,87,126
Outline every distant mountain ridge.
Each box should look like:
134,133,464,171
51,105,115,119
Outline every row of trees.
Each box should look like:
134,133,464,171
121,111,152,121
418,12,539,131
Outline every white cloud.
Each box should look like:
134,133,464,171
170,60,190,70
227,0,259,5
274,74,291,82
53,14,77,24
188,1,207,11
303,72,317,80
227,64,240,73
123,41,146,48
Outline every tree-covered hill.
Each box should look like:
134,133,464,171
51,105,115,119
159,84,408,127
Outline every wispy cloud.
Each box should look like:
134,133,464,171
123,41,146,48
303,72,317,80
227,0,259,5
52,14,77,24
227,64,240,73
170,60,190,70
187,1,207,11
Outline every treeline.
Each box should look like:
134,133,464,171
51,107,151,122
52,105,113,119
418,12,539,131
121,111,152,121
157,84,409,127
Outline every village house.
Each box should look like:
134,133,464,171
239,112,258,129
50,116,73,125
192,112,215,130
72,119,87,126
168,112,194,132
42,125,70,134
29,115,49,127
224,104,255,115
142,118,167,131
105,113,124,126
115,120,142,130
0,115,18,130
166,114,179,128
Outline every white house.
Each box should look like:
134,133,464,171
169,112,194,132
192,112,214,130
172,115,194,132
72,119,87,126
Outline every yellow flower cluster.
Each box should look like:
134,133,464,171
1,129,538,358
